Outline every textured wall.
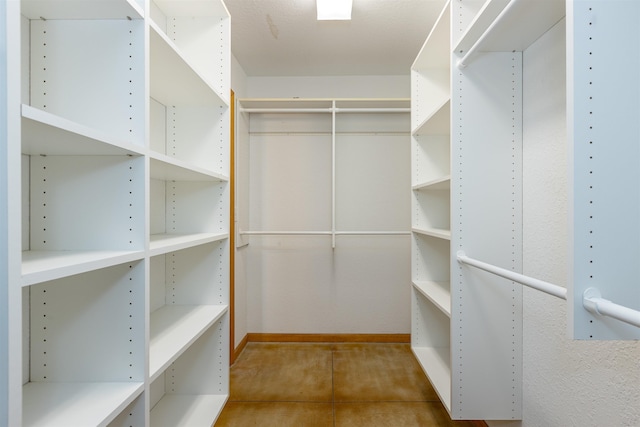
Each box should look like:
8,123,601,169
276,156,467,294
246,75,409,99
489,18,640,427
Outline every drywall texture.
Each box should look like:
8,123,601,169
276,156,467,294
489,19,640,427
246,75,409,99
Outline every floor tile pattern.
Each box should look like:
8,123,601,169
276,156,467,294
214,342,479,427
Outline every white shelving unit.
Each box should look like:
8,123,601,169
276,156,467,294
237,97,412,335
238,97,411,243
410,0,453,413
3,0,231,425
411,0,567,420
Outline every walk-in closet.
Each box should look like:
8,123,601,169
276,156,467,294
2,0,640,426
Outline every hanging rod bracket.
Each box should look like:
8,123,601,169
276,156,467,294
582,287,640,329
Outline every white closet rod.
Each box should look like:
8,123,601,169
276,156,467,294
336,231,410,236
240,108,410,114
240,231,410,236
457,251,567,300
457,0,522,68
241,108,332,113
457,253,640,329
241,231,332,236
335,108,411,113
583,288,640,329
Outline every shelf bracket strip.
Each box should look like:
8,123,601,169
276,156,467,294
457,251,567,300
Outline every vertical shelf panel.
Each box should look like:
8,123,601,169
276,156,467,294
569,0,640,340
451,50,523,420
2,1,22,425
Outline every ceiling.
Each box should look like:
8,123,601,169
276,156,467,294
224,0,446,77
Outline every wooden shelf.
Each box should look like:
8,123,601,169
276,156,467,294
150,233,228,256
23,381,143,427
149,305,228,381
21,250,144,287
413,281,451,317
151,395,228,427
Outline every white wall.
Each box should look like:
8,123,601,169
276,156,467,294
246,75,409,99
239,75,411,336
488,19,640,427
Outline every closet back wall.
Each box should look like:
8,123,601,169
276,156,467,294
242,108,411,335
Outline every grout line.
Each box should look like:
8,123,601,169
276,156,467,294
332,346,336,427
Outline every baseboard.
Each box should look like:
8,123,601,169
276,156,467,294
231,334,248,365
246,333,411,343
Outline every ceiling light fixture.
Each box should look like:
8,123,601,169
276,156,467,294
317,0,353,20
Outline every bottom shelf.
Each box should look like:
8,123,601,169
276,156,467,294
150,394,228,426
23,381,143,427
412,346,451,412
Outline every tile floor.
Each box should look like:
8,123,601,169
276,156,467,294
214,342,481,427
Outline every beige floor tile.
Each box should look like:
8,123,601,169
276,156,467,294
229,343,333,402
215,402,334,427
335,402,478,427
333,343,439,402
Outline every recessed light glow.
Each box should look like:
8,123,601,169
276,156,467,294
317,0,353,20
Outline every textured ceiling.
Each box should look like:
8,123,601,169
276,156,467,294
225,0,446,76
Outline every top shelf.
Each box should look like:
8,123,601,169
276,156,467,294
153,0,229,18
239,98,410,113
455,0,565,61
412,1,451,70
21,0,144,20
